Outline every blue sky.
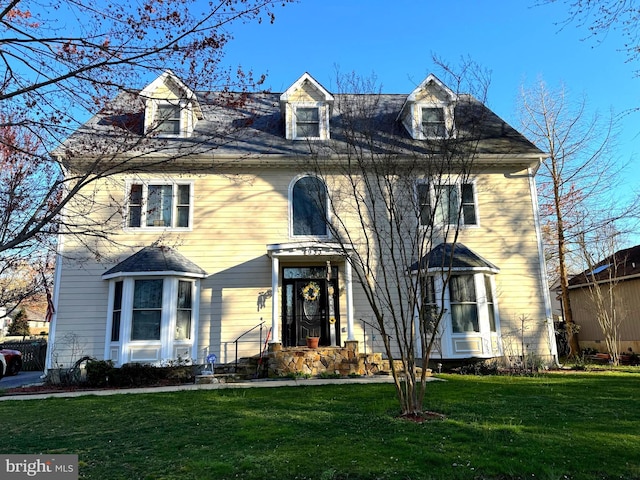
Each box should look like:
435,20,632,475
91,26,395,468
221,0,639,245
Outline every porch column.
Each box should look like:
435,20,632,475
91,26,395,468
270,255,280,343
345,259,355,341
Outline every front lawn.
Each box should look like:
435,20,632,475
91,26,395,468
1,372,639,479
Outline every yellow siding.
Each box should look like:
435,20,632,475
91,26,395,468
289,82,325,102
53,163,553,365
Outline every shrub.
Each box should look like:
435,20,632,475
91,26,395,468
85,360,116,387
84,360,195,387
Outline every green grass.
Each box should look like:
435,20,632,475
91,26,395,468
2,372,640,479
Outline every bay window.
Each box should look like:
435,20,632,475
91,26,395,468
413,243,501,358
106,276,199,365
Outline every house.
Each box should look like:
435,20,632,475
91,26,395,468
46,70,557,375
567,244,640,354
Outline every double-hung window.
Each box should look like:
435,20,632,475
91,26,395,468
449,274,479,333
421,276,439,334
175,281,193,340
295,107,320,138
131,279,163,340
155,103,181,136
421,107,446,138
417,182,477,227
448,273,498,335
127,182,192,229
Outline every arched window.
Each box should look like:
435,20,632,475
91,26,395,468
291,176,328,237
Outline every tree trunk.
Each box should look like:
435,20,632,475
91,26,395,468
554,166,580,358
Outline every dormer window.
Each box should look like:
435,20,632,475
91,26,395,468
155,103,181,136
295,107,320,138
421,107,446,138
280,73,334,141
399,74,456,141
140,70,203,139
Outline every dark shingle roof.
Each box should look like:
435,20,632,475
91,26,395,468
568,244,640,287
410,243,499,272
58,90,543,161
102,246,207,278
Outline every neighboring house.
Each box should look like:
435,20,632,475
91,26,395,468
46,70,557,373
568,244,640,354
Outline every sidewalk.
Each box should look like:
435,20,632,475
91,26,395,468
0,375,408,401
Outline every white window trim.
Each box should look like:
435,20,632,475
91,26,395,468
414,102,456,140
292,103,329,140
105,276,200,366
288,174,332,240
146,99,192,138
448,272,500,336
415,271,501,359
124,179,194,232
415,179,480,229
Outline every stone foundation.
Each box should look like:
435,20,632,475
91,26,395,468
267,341,385,377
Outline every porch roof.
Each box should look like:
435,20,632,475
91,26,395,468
267,241,352,259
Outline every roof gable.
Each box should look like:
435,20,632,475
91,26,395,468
279,72,334,105
140,70,202,118
406,74,456,104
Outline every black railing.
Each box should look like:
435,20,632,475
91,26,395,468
360,318,391,355
233,320,266,372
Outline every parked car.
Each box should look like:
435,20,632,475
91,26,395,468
0,352,6,379
0,349,23,376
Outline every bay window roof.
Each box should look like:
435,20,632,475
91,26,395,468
410,243,499,274
102,246,207,280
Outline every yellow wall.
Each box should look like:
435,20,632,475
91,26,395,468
52,162,553,366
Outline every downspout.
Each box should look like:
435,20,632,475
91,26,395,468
529,161,561,367
45,156,67,373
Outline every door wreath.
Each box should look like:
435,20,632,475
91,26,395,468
301,281,320,301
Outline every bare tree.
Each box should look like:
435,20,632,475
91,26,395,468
302,61,497,416
546,0,640,77
576,227,624,365
517,79,632,358
0,0,290,303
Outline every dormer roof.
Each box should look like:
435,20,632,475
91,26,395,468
398,73,458,140
279,72,334,140
405,74,456,104
140,70,203,119
279,72,334,108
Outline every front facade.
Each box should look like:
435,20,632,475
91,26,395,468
47,71,557,372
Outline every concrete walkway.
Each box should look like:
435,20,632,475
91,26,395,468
0,375,413,401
